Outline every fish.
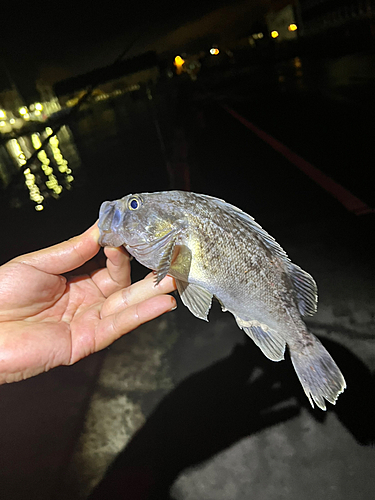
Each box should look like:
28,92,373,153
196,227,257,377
98,190,346,410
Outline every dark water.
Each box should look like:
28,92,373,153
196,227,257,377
0,86,179,264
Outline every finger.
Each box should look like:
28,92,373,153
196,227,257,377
90,247,132,297
12,222,100,275
104,246,132,288
95,295,177,351
100,274,176,318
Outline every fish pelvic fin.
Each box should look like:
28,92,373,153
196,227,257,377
176,280,213,321
235,317,286,362
289,335,346,411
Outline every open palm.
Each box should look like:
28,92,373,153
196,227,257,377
0,224,176,384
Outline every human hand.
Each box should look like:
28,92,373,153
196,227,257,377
0,223,176,384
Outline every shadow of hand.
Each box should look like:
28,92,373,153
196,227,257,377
89,340,300,500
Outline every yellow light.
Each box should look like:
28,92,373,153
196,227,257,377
32,133,42,149
0,110,6,119
210,48,220,55
0,121,6,127
23,113,30,121
35,102,43,111
35,204,44,211
34,110,41,116
19,107,28,115
174,55,185,67
45,127,54,136
271,31,279,38
288,24,298,32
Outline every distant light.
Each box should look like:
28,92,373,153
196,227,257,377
19,106,28,115
252,33,263,40
174,55,185,75
35,204,44,211
23,113,30,121
271,31,279,39
34,110,41,116
0,109,6,119
210,48,220,55
0,121,6,127
288,24,298,32
35,102,43,111
9,118,15,124
174,55,185,66
31,133,42,149
257,32,263,39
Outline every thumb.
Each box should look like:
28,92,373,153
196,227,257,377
13,222,101,275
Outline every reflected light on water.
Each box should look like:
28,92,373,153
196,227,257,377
1,124,79,210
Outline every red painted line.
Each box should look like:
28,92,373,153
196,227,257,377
222,104,374,215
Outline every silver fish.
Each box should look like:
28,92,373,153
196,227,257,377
98,191,346,410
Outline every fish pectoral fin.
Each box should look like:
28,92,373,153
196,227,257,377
235,317,286,362
175,280,213,321
155,236,177,285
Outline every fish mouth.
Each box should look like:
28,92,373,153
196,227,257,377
98,200,126,247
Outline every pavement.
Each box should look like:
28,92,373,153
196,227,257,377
0,52,374,500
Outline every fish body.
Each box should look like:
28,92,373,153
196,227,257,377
98,191,346,410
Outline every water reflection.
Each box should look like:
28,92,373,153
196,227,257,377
0,124,81,210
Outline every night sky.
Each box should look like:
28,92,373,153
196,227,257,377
1,0,269,100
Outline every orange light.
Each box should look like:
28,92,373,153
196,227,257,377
288,23,298,32
174,55,185,75
271,30,279,39
210,48,220,55
174,55,185,66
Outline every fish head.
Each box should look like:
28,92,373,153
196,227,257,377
98,192,185,268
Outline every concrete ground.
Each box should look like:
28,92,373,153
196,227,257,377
0,52,374,499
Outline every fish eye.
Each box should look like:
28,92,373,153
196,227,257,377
128,197,141,210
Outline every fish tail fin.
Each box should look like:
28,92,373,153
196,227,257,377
289,334,346,411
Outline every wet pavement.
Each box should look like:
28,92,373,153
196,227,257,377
0,53,374,499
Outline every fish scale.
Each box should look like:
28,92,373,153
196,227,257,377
98,190,346,410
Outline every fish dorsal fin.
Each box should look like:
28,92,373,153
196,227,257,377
235,316,286,362
175,280,213,321
197,194,318,317
287,263,318,316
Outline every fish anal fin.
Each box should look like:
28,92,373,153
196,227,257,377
235,317,286,362
176,280,213,321
288,263,318,317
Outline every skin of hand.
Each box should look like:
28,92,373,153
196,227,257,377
0,223,176,384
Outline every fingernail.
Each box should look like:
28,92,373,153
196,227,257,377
170,303,177,311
